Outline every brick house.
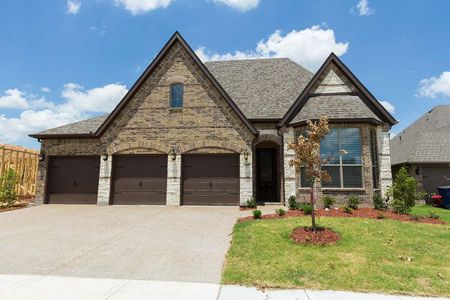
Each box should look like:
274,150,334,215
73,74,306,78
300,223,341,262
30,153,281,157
30,32,397,207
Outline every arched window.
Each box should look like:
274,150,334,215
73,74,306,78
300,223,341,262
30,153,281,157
170,83,184,108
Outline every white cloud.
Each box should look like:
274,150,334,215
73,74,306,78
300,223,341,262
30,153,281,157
41,87,51,93
417,71,450,98
66,0,81,14
114,0,172,15
0,83,127,146
352,0,374,16
380,100,395,114
0,89,29,109
195,26,348,71
213,0,259,11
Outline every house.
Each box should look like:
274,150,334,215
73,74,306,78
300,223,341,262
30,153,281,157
390,105,450,194
30,32,396,207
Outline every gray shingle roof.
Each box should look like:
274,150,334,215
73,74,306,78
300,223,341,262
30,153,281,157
32,114,108,136
390,105,450,165
290,95,381,124
205,58,313,119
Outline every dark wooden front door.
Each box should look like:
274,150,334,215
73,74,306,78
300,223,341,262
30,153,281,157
47,156,100,204
182,154,239,206
112,155,167,205
256,148,278,202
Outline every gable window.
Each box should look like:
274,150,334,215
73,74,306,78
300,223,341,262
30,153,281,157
300,127,363,188
170,83,184,108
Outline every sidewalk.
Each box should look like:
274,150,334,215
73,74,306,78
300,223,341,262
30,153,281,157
0,274,448,300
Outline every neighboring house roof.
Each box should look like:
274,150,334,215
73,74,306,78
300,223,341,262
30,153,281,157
279,53,397,127
390,105,450,165
290,95,381,125
205,58,313,120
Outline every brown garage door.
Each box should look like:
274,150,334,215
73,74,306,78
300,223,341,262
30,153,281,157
112,155,167,205
422,165,450,194
47,156,100,204
182,154,239,206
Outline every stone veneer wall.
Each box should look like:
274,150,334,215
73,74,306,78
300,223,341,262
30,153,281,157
377,125,393,198
35,39,254,206
291,123,380,208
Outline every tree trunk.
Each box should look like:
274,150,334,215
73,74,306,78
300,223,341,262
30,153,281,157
310,180,317,232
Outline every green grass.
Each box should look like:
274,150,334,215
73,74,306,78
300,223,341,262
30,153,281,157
222,205,450,296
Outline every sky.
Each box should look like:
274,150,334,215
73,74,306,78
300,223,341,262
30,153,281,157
0,0,449,149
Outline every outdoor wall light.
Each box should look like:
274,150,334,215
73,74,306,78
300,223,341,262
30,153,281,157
415,167,421,175
169,147,177,161
243,149,249,162
38,154,45,161
102,154,108,161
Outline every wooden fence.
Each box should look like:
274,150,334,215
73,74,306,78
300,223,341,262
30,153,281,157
0,144,39,197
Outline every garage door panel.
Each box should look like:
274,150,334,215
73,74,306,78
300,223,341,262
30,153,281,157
112,155,167,205
182,154,239,206
47,156,100,204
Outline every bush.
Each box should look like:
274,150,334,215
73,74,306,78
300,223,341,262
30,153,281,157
428,212,441,220
410,214,423,221
388,167,422,214
244,197,257,209
287,195,298,210
377,213,386,219
0,169,17,207
322,195,336,209
373,192,388,211
275,208,286,216
347,196,360,210
252,209,262,219
343,205,353,214
300,203,313,215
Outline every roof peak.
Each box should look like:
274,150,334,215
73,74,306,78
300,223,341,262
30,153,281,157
205,57,292,63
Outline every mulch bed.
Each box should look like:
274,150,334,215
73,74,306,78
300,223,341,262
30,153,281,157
239,208,446,225
0,201,33,213
291,226,341,245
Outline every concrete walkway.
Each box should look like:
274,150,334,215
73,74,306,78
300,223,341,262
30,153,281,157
0,274,448,300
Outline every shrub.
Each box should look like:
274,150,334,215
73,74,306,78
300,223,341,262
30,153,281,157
244,197,257,209
377,213,386,219
287,195,298,210
410,214,423,221
322,196,336,209
0,169,17,207
373,192,388,211
301,203,313,215
343,205,353,214
428,212,441,220
275,208,286,216
388,167,422,214
347,196,360,210
252,209,262,219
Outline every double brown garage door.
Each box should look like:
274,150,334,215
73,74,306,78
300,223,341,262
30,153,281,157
46,154,239,205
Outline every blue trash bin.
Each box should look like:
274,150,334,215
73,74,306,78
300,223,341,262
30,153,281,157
437,186,450,209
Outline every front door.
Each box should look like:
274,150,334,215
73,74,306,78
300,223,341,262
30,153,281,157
256,148,278,202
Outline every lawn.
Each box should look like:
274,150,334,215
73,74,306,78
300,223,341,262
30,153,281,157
222,205,450,297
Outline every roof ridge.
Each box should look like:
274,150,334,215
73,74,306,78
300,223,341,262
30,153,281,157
204,57,290,63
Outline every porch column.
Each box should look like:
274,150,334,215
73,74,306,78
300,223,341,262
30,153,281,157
283,128,296,204
166,154,181,206
377,126,393,198
97,155,112,205
240,151,253,206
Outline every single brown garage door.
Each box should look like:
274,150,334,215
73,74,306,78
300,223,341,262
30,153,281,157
47,156,100,204
112,155,167,205
182,154,239,206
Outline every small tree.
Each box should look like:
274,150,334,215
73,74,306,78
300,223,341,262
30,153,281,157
0,169,18,207
388,166,423,213
288,116,331,232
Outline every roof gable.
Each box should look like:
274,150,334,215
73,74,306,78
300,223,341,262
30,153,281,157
279,53,397,127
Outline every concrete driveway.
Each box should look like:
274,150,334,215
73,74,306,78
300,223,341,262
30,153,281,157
0,205,243,283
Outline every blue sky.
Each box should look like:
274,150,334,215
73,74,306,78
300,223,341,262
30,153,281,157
0,0,449,149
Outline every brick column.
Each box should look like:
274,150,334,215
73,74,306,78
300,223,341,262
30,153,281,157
97,155,112,205
240,152,252,206
377,126,393,198
283,129,296,204
166,154,181,206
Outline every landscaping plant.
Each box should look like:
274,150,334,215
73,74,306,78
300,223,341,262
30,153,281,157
388,166,424,213
287,195,299,210
275,208,286,216
244,197,257,208
322,195,336,209
373,191,388,211
347,195,360,210
301,203,313,215
252,209,262,219
343,205,353,214
288,115,331,232
0,169,18,207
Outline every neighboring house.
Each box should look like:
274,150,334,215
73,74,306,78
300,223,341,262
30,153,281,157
390,105,450,194
30,32,396,207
